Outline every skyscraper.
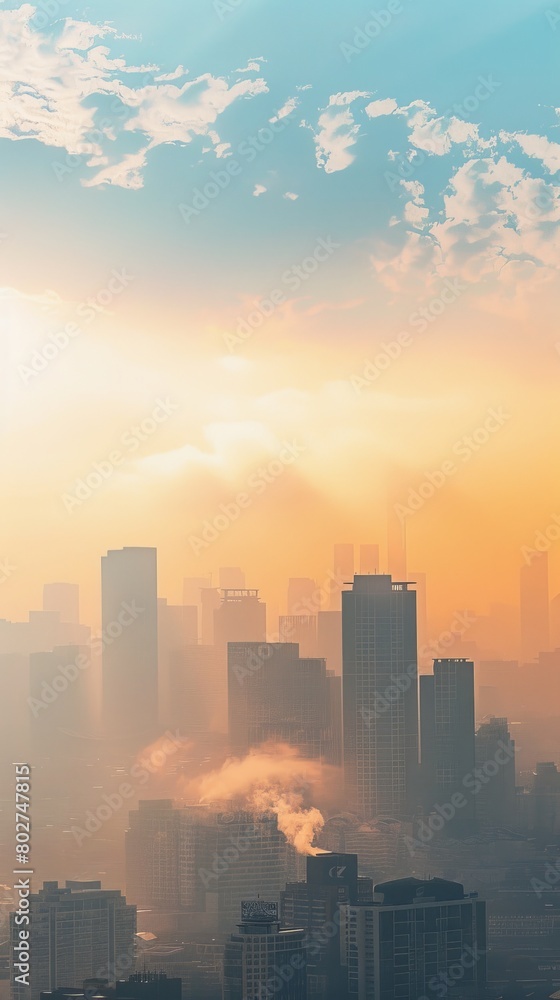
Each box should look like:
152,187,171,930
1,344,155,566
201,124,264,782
475,717,516,829
342,575,418,819
102,546,158,745
420,658,476,836
11,881,136,1000
520,552,550,662
125,801,291,934
223,901,307,1000
228,642,334,760
341,877,486,1000
281,853,369,1000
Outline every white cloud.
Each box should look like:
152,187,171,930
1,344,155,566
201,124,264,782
284,191,299,200
311,91,369,174
253,184,267,197
365,98,398,118
269,96,299,123
0,5,269,189
502,131,560,174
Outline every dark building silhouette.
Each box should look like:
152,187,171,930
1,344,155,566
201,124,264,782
223,901,307,1000
342,575,418,819
101,546,158,745
341,877,486,1000
317,611,342,674
228,642,336,761
12,881,136,1000
281,853,371,1000
420,658,476,835
475,717,516,829
520,553,549,662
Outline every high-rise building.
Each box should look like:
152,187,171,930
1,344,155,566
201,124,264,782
420,658,476,836
42,582,80,624
215,590,266,651
475,717,516,829
125,801,291,934
168,643,224,734
550,591,560,648
157,598,198,725
281,853,370,1000
341,877,486,1000
223,901,307,1000
200,587,221,645
29,644,94,755
342,575,418,819
101,547,158,745
11,881,136,1000
520,552,550,662
228,642,335,761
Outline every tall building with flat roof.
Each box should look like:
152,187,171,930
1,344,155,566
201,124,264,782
342,575,418,819
223,902,307,1000
228,642,335,761
420,658,476,836
102,547,158,745
520,552,550,662
341,877,486,1000
11,881,136,1000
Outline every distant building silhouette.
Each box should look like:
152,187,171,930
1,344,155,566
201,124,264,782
520,553,549,662
102,547,158,746
420,658,476,836
342,575,418,819
228,642,336,761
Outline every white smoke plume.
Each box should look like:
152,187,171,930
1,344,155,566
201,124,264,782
183,744,331,855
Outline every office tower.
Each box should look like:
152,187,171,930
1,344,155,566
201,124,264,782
341,877,486,1000
101,547,158,745
11,881,136,1000
342,575,418,819
317,611,342,674
215,590,266,649
321,814,402,879
228,642,334,760
520,552,550,662
330,544,354,609
281,853,367,1000
157,598,198,725
420,658,476,836
219,567,246,590
387,495,407,580
42,582,80,624
168,643,224,734
29,645,94,755
475,717,516,829
359,544,379,575
287,578,318,614
223,901,307,1000
126,801,291,934
278,615,317,656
